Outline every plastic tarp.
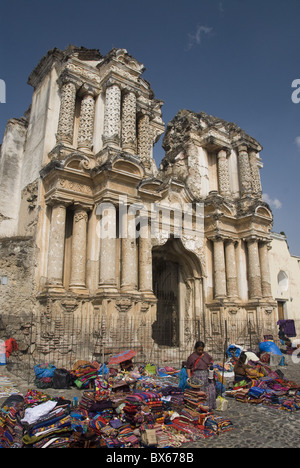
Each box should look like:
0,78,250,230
259,341,282,356
226,344,243,358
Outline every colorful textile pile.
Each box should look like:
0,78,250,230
0,362,237,449
71,361,100,389
204,415,235,434
0,395,24,448
21,398,73,447
226,366,300,411
184,388,208,412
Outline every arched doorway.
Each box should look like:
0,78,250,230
152,257,180,346
152,238,203,348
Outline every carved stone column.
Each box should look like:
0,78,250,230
77,86,96,151
225,239,238,299
103,82,121,148
217,149,231,197
122,90,137,154
121,209,138,293
249,150,262,197
57,78,77,145
237,145,253,195
69,207,89,291
137,113,152,173
259,241,272,298
247,238,262,299
98,203,117,291
47,202,67,289
213,237,227,299
139,217,153,297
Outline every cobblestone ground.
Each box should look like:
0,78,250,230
1,355,300,449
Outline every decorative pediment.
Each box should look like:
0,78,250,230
255,205,272,219
62,153,94,171
112,159,143,178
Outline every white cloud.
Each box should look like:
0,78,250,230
187,25,213,50
295,136,300,150
262,193,282,209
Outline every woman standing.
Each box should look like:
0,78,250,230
186,341,216,410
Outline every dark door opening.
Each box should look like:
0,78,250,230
152,258,179,347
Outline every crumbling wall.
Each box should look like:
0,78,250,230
0,236,37,322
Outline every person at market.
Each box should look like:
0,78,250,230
278,325,292,347
233,352,252,383
186,341,216,410
120,359,133,372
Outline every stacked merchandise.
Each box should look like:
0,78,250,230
21,398,73,448
0,362,238,449
123,391,163,427
70,361,100,389
204,415,235,434
225,366,300,411
184,388,208,412
116,423,140,447
178,407,201,425
79,390,113,419
0,395,24,448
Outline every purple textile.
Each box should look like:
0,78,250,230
277,320,296,337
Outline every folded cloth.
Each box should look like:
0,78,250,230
21,400,57,426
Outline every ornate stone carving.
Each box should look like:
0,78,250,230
217,149,231,197
57,81,77,144
56,179,93,195
60,299,79,314
116,298,132,313
249,150,262,197
137,113,152,171
66,62,101,84
237,145,253,195
122,90,137,153
77,89,96,150
74,210,88,224
103,83,121,146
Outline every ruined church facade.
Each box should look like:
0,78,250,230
0,46,278,364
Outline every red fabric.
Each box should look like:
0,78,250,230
5,338,18,358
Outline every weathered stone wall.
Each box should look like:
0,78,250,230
0,237,37,317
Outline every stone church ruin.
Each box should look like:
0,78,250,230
0,46,278,372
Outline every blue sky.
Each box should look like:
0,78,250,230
1,0,300,254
